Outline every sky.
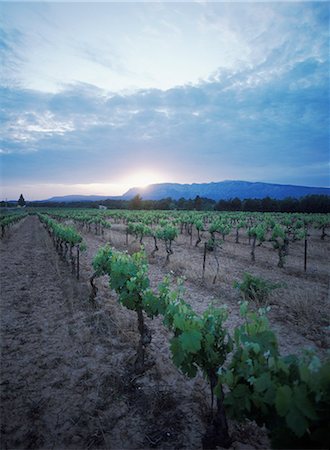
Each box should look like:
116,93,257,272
0,1,329,200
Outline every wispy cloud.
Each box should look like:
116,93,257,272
1,1,329,199
4,1,326,93
0,27,25,87
3,111,75,145
1,47,328,187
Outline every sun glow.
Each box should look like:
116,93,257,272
1,170,170,200
122,170,164,189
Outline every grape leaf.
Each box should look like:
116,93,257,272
254,373,272,393
179,330,202,353
170,337,185,366
173,313,186,331
285,406,308,437
293,385,318,420
275,385,292,416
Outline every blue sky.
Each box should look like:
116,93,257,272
1,1,329,200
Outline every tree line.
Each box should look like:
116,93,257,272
2,194,329,213
214,194,330,213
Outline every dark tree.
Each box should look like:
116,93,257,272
177,197,188,210
243,198,262,212
194,195,203,211
130,194,143,210
157,197,173,210
280,197,299,213
300,195,330,213
215,199,228,211
261,196,278,212
18,194,26,207
229,197,242,211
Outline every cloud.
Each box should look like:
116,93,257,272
1,47,328,188
3,1,326,94
2,110,75,146
0,28,25,87
1,1,329,198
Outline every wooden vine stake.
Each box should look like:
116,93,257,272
202,242,207,281
202,370,231,449
76,244,80,280
89,272,99,305
213,249,220,284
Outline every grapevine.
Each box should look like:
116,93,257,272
0,212,28,238
38,213,85,279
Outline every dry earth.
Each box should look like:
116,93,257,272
1,215,329,450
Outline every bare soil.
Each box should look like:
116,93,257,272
1,215,329,450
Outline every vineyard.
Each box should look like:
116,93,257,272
1,208,329,449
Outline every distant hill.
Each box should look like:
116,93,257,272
122,180,330,201
40,194,120,203
33,180,329,203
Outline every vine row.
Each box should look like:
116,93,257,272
38,213,85,279
90,244,330,449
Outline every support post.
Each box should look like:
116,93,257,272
202,242,207,280
76,244,80,280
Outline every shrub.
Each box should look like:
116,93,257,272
234,273,281,305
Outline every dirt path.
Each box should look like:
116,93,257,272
1,216,90,448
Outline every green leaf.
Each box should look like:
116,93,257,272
234,327,241,344
223,370,234,386
205,332,215,346
179,330,202,353
251,343,260,354
286,406,309,438
308,355,321,373
232,384,250,399
142,289,160,317
293,385,318,420
239,301,248,317
268,356,275,369
182,360,198,378
263,386,276,406
254,373,272,393
170,337,185,366
275,385,292,416
173,313,186,331
299,364,310,383
277,358,290,374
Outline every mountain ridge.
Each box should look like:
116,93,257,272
122,180,330,201
33,180,330,202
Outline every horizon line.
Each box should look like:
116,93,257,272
2,179,330,202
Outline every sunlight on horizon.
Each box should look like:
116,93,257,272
1,170,169,200
120,170,166,190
